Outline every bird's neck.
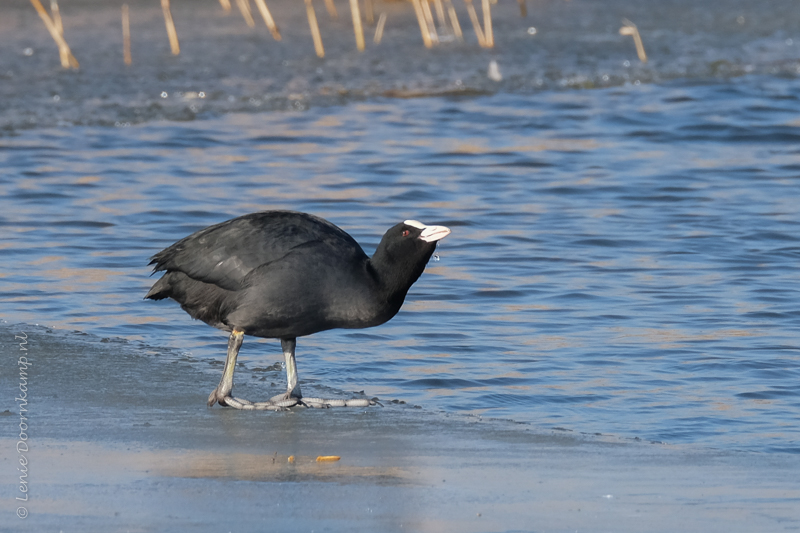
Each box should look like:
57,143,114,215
368,247,432,306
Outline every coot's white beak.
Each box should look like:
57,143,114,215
405,220,451,243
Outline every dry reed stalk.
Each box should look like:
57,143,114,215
463,0,485,47
517,0,526,17
433,0,448,32
218,0,232,12
253,0,281,40
481,0,493,47
49,0,70,67
349,0,366,51
161,0,180,54
620,19,647,63
374,12,386,43
304,0,325,57
50,0,62,33
410,0,433,48
365,0,375,25
323,0,338,19
444,0,462,40
420,0,439,44
29,0,78,68
122,4,132,65
235,0,255,27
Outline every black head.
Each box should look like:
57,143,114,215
370,219,451,302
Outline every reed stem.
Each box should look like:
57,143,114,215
323,0,338,19
410,0,433,48
481,0,493,47
122,4,132,65
50,0,63,34
29,0,78,68
49,0,70,67
161,0,180,54
349,0,365,51
433,0,448,34
365,0,374,25
445,0,463,40
305,0,325,58
420,0,439,45
253,0,281,40
463,0,485,47
620,19,647,63
235,0,255,27
374,12,386,43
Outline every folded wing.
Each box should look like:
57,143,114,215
148,211,366,292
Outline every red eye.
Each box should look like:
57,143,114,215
402,230,410,237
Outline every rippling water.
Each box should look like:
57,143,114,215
2,0,799,454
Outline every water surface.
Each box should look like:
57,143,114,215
1,0,799,455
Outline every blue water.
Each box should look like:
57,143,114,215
3,76,799,454
2,0,800,454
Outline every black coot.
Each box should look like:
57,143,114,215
146,210,450,409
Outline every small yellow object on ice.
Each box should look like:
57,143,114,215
316,456,341,462
287,455,295,463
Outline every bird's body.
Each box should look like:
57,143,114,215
146,210,450,409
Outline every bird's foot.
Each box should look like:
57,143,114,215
207,385,232,407
210,392,380,410
278,388,302,401
299,396,381,408
222,395,298,411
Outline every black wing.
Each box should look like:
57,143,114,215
149,211,366,291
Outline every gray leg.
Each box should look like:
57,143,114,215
281,337,302,399
207,329,244,407
209,334,375,410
